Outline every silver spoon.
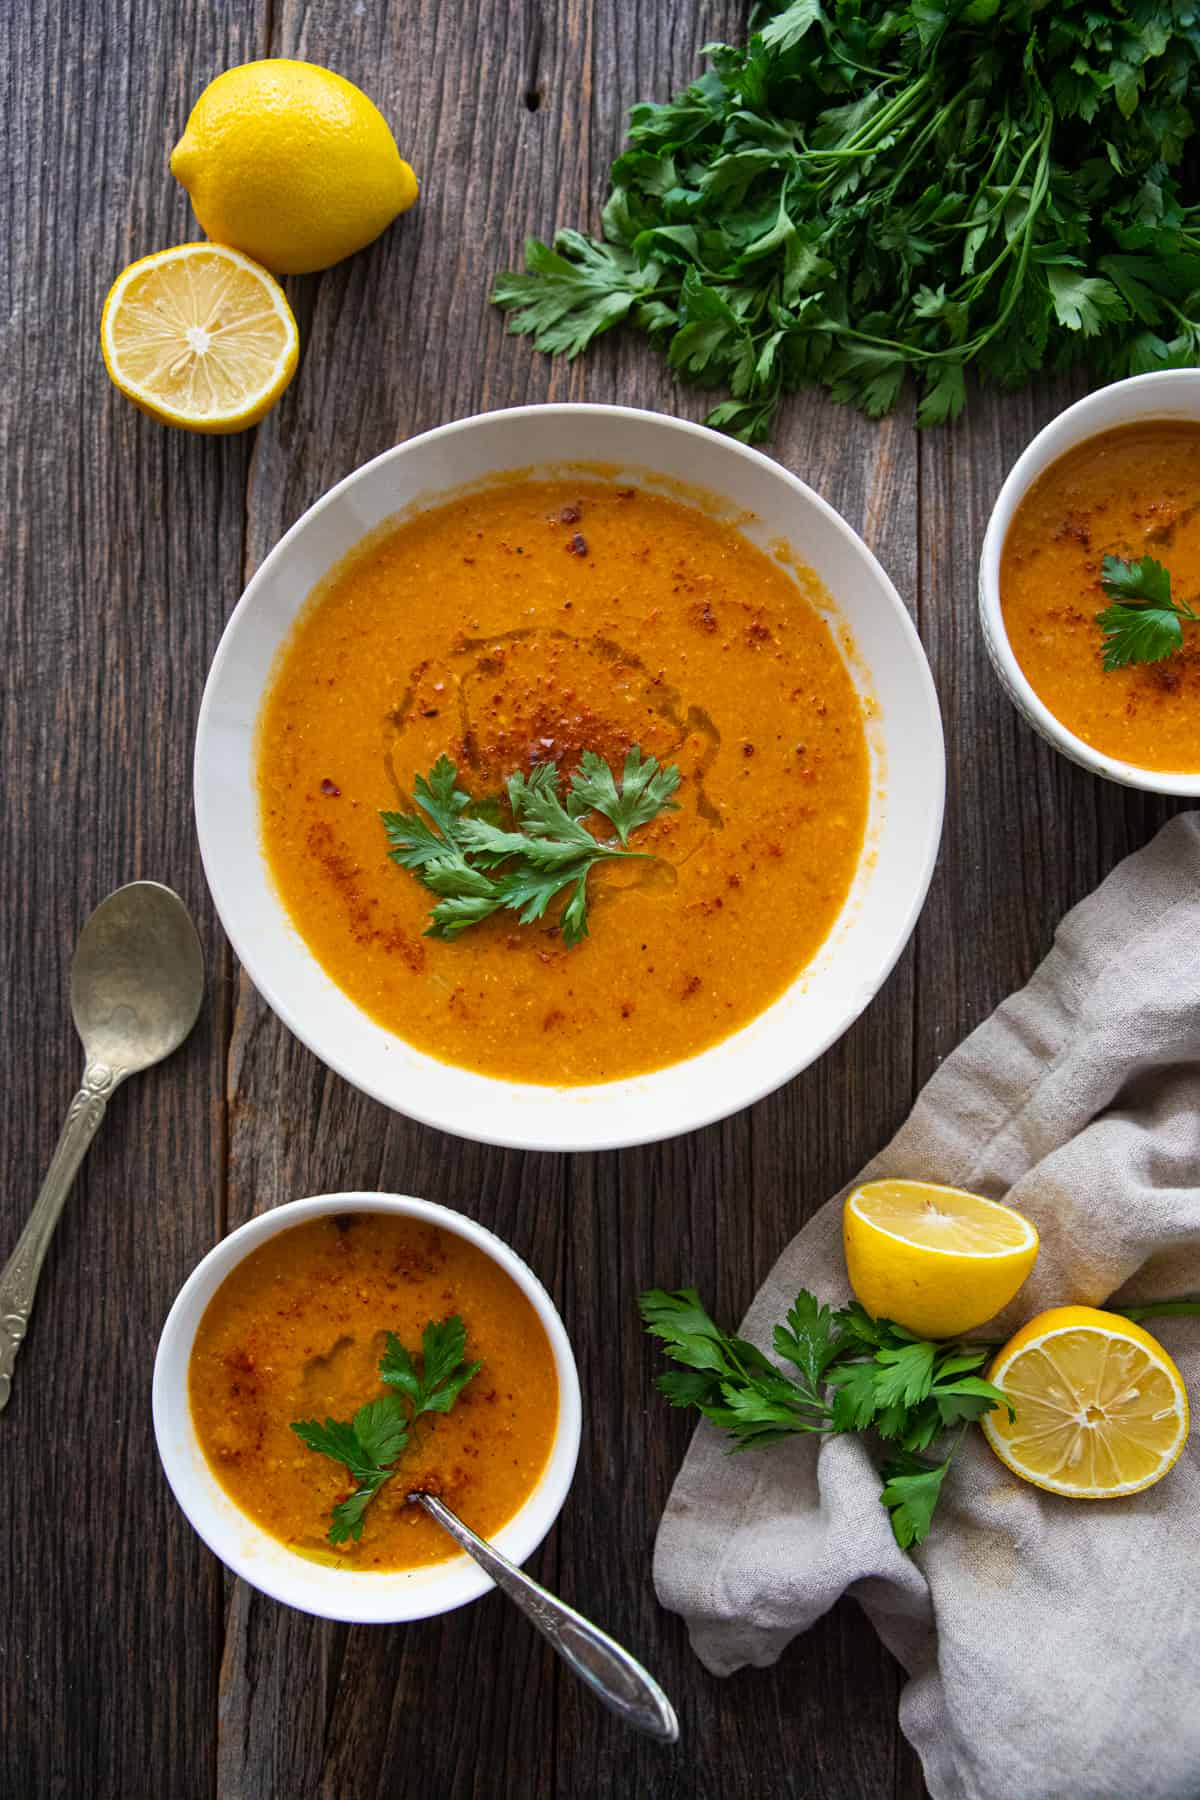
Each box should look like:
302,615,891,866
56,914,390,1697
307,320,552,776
409,1490,679,1743
0,881,204,1413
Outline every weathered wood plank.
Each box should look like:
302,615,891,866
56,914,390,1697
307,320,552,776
914,375,1184,1085
218,2,923,1794
539,0,927,1774
219,0,585,1789
22,0,1177,1792
0,3,264,1795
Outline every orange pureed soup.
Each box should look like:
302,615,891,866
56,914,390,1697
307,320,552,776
189,1214,559,1571
257,476,871,1083
1000,422,1200,771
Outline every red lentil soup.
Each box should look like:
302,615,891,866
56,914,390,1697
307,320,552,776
256,476,870,1083
1000,422,1200,771
189,1213,559,1571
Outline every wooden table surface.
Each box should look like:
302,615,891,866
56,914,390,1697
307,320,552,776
2,3,1186,1796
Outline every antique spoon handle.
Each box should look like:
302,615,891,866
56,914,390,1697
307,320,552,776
411,1492,679,1743
0,1061,119,1413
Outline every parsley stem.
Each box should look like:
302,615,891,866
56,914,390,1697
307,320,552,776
954,108,1053,344
813,111,1053,372
949,1298,1200,1339
953,120,1050,274
970,117,1018,211
884,94,971,202
803,72,936,169
945,1422,970,1458
1110,1299,1200,1323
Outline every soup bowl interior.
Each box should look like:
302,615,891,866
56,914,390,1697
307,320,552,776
978,367,1200,797
152,1193,582,1624
195,403,944,1150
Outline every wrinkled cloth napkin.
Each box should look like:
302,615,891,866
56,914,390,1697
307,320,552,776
655,812,1200,1800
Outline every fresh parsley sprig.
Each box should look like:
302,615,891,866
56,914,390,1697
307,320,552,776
381,747,680,948
291,1316,481,1546
379,1315,483,1415
1095,555,1200,672
639,1287,1013,1549
493,1,1200,438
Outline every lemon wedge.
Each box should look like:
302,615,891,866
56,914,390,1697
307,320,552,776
982,1305,1189,1498
101,244,298,433
843,1178,1039,1337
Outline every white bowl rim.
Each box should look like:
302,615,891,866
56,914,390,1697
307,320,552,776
152,1192,582,1623
195,401,945,1150
978,368,1200,798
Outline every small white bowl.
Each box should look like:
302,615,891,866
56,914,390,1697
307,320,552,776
979,368,1200,797
152,1193,581,1623
195,403,944,1150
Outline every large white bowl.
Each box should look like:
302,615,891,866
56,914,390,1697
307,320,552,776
152,1193,582,1623
195,403,944,1151
979,368,1200,796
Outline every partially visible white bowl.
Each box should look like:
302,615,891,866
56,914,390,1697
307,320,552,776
979,368,1200,797
152,1193,581,1624
195,403,945,1150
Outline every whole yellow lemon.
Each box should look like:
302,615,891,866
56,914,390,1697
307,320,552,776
170,60,418,275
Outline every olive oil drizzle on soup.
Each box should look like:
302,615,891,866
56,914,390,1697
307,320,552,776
256,477,870,1084
1000,422,1200,772
189,1215,559,1571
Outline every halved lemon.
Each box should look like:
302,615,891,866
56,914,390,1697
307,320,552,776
101,243,298,432
843,1178,1039,1338
982,1306,1189,1498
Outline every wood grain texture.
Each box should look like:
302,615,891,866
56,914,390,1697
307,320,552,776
0,4,264,1797
914,377,1183,1084
9,0,1182,1794
213,4,924,1797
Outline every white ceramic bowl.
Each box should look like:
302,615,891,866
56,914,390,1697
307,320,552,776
152,1193,581,1623
195,403,944,1150
979,368,1200,796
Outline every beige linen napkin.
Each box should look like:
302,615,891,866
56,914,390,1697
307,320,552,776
655,812,1200,1800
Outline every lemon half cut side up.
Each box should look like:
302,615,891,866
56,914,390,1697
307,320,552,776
101,244,298,433
982,1306,1189,1499
843,1178,1040,1339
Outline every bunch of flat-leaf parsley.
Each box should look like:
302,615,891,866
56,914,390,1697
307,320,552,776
494,0,1200,436
640,1287,1013,1547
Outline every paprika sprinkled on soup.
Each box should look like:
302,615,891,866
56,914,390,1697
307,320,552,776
189,1213,559,1571
256,476,871,1083
1000,422,1200,772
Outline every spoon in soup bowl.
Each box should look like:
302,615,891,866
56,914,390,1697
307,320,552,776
409,1489,679,1743
0,881,204,1413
